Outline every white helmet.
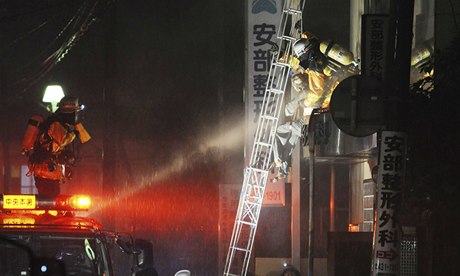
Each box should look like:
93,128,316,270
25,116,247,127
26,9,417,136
293,38,313,58
174,270,191,276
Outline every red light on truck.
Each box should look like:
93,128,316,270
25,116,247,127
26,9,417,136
69,195,91,210
56,195,91,210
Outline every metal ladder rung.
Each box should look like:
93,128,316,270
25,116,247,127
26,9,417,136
247,167,268,174
273,61,292,67
236,220,257,227
283,9,302,16
279,35,299,41
244,199,263,206
268,88,286,95
260,114,278,121
231,246,251,253
255,141,273,148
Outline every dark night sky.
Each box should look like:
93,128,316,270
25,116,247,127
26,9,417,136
2,0,243,132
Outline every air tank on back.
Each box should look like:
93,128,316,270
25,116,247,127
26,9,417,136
320,40,355,66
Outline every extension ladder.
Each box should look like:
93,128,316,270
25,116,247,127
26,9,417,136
223,1,305,275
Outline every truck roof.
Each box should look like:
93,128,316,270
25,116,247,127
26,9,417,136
0,210,103,233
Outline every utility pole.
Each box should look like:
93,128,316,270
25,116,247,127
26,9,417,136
371,0,414,275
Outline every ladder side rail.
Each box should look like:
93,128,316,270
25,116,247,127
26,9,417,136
248,62,286,168
239,169,269,275
225,169,269,275
224,166,265,266
229,171,268,275
249,63,291,170
226,169,269,276
224,168,266,271
263,61,292,167
240,169,267,225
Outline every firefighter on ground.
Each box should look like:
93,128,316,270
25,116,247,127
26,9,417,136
22,96,91,196
272,32,357,181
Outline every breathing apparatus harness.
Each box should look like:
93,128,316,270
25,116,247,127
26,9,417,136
27,114,79,179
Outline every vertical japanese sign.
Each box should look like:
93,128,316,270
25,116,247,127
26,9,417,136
372,131,407,275
362,15,389,82
246,0,282,163
246,0,285,207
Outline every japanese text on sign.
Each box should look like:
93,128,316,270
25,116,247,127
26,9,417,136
369,19,384,80
246,0,281,168
373,131,407,275
3,195,36,209
363,15,389,82
252,23,276,122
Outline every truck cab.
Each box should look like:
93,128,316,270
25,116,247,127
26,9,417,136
0,194,156,276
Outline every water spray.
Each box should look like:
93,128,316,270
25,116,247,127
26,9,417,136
89,119,245,215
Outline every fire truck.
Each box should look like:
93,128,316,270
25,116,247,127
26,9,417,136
0,194,157,276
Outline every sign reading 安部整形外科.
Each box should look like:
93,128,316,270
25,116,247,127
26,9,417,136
362,14,390,82
246,0,285,207
373,131,407,275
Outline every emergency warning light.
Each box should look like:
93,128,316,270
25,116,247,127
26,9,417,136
0,194,91,211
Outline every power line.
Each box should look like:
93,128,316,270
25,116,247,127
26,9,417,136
7,0,113,95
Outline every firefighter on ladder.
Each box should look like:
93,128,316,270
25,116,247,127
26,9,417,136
22,96,91,196
272,32,357,181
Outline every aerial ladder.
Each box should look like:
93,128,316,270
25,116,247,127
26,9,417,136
223,1,305,275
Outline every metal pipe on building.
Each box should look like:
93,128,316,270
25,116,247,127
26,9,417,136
307,113,316,276
291,146,301,271
329,165,335,232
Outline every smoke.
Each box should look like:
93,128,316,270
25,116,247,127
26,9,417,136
89,118,245,215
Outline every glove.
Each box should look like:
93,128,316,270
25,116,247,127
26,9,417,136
270,43,279,56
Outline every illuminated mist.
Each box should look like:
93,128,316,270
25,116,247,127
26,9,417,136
89,118,245,215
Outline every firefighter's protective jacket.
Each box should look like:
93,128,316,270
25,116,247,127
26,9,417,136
283,56,332,111
286,34,357,112
27,116,91,181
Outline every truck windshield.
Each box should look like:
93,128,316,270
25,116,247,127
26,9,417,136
0,233,110,276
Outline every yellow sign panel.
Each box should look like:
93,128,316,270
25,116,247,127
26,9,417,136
3,218,35,225
3,195,36,209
